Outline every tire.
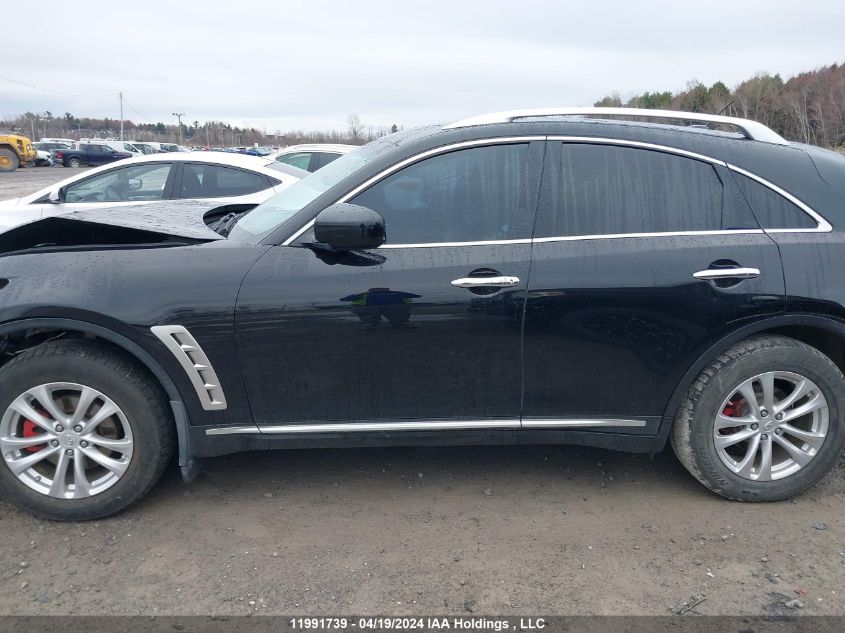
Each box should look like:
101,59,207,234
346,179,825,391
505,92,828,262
0,148,19,172
671,335,845,501
0,340,174,520
66,157,81,168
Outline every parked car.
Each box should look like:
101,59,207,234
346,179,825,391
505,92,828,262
245,146,273,157
33,149,53,167
53,143,133,167
131,142,160,155
128,142,180,153
34,141,72,153
1,107,844,520
0,152,305,233
39,137,75,146
84,140,144,157
270,143,355,172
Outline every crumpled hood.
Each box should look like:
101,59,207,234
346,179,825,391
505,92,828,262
58,199,226,241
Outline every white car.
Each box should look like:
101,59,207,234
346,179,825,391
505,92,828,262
0,152,306,233
34,149,54,167
270,143,356,172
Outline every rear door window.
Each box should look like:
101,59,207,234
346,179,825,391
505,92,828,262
535,143,734,237
178,164,271,199
314,152,342,170
277,152,312,171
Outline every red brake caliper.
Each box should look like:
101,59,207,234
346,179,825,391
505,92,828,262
723,399,741,418
721,397,743,435
21,420,47,453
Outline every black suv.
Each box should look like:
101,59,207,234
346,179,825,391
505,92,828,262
1,108,844,520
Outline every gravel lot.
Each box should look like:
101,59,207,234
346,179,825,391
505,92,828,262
0,168,843,617
0,165,88,200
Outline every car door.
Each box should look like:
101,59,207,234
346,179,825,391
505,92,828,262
175,163,276,204
83,145,106,165
521,140,785,433
235,140,544,428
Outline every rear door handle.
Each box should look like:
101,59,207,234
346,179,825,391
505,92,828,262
450,275,520,288
693,267,761,281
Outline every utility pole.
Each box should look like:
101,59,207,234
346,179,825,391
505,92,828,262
172,112,185,145
119,92,124,140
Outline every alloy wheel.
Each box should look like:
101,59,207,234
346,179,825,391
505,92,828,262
714,371,829,481
0,383,134,499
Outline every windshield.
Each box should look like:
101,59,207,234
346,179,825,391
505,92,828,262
230,140,392,241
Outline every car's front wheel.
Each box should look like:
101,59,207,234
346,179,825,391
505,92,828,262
672,335,845,501
0,340,174,520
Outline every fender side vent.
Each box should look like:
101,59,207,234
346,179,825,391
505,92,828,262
151,325,227,411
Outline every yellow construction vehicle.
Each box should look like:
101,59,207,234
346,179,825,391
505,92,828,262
0,131,37,172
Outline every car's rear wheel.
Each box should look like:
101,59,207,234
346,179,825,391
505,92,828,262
66,157,81,168
671,335,845,501
0,340,174,520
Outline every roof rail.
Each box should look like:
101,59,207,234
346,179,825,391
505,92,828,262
443,107,789,145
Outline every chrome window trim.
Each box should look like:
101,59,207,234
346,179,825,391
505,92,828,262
205,418,647,436
382,229,766,249
545,135,727,165
281,136,830,248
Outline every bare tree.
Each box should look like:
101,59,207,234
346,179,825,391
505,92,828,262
347,113,363,141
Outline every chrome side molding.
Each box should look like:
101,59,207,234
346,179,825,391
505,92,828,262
151,325,227,411
205,419,648,436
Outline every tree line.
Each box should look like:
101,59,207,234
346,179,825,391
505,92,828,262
3,62,843,148
594,63,845,148
0,110,398,147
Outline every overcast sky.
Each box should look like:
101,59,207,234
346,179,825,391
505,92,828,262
2,0,844,133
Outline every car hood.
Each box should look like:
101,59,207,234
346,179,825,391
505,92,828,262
56,200,226,241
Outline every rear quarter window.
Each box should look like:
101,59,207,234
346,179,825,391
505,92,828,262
733,173,817,230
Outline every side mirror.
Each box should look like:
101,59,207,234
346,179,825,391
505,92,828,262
48,188,62,203
314,203,386,250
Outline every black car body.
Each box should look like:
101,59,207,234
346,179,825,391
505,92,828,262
1,108,844,519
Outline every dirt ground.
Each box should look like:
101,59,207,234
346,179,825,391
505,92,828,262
0,168,843,617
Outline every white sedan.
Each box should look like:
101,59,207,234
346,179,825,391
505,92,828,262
0,152,306,233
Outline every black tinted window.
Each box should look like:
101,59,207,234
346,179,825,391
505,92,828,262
179,164,269,198
352,143,532,244
734,172,817,229
537,144,726,237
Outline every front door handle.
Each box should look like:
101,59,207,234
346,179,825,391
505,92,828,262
693,267,761,281
450,275,520,289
